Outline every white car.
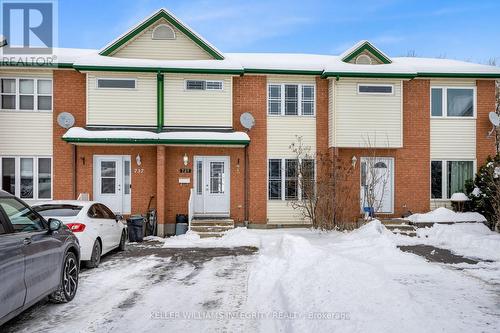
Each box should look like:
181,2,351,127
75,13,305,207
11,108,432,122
32,201,127,268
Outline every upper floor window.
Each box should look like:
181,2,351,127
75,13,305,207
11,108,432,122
431,87,475,117
185,80,223,91
267,84,315,116
0,78,52,111
97,78,136,89
357,84,393,94
152,24,176,40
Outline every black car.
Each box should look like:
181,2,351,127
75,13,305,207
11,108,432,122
0,190,80,326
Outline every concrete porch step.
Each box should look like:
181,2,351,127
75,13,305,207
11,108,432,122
190,218,235,238
381,219,417,237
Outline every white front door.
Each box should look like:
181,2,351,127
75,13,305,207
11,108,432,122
193,156,230,216
93,155,131,214
360,157,394,214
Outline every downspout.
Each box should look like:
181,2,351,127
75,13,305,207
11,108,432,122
157,72,164,132
244,143,249,224
73,145,77,199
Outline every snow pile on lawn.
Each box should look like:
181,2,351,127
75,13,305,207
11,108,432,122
162,227,260,248
416,223,500,261
406,207,486,223
245,220,499,332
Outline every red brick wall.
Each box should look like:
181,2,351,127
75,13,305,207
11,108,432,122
52,70,86,199
316,77,330,180
164,147,245,224
331,79,431,221
233,75,267,223
476,80,497,165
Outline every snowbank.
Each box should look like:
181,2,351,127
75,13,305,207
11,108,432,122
406,207,486,223
162,228,260,248
416,223,500,261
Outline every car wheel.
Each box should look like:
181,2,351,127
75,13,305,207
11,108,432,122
49,251,79,303
85,240,101,269
118,231,126,251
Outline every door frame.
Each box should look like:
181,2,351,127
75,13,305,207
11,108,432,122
93,155,131,214
359,157,395,214
193,155,230,217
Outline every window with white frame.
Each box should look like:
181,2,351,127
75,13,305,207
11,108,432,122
97,78,136,89
268,158,315,201
267,84,315,116
1,157,52,200
357,84,393,94
431,87,475,117
431,160,474,199
0,78,52,111
185,80,223,91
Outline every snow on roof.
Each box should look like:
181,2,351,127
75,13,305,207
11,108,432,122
99,8,224,59
63,127,250,144
73,53,243,71
225,53,334,72
0,47,97,65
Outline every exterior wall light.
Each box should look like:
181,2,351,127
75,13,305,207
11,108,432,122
136,154,142,166
183,153,189,166
351,156,357,168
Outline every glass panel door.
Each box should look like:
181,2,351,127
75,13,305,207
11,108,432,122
209,162,224,194
100,161,116,194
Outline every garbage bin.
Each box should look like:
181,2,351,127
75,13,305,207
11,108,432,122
127,216,144,242
175,222,188,236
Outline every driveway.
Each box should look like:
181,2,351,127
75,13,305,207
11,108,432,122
3,241,258,333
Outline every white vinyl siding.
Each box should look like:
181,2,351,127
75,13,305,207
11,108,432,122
267,117,316,157
430,119,476,159
267,201,308,224
164,74,232,127
332,78,403,148
112,19,213,60
86,72,156,126
0,112,52,155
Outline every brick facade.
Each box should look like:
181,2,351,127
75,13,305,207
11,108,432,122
476,80,497,165
232,75,267,223
52,70,86,200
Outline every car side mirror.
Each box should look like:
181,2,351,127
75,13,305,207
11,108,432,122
115,214,123,222
48,218,62,232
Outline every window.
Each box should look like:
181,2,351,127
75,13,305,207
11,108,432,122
152,24,176,40
268,158,315,201
268,159,282,200
0,78,52,111
185,80,223,91
267,84,315,116
34,204,83,217
97,78,136,89
268,85,281,115
431,87,475,118
358,84,393,94
0,157,52,200
0,197,46,232
431,160,474,199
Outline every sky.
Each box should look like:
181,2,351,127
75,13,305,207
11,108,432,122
57,0,500,63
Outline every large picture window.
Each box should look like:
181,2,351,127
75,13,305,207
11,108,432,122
0,157,52,200
268,158,315,201
267,84,315,116
431,160,474,199
431,87,475,118
0,78,52,111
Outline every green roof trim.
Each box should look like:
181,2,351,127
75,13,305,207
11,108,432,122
99,10,224,60
244,68,323,76
62,137,249,146
415,73,500,78
321,72,416,79
342,42,392,64
73,64,243,75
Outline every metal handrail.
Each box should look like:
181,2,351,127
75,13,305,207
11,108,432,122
188,188,194,231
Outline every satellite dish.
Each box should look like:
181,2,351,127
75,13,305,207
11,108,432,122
57,112,75,129
240,112,255,130
489,112,500,127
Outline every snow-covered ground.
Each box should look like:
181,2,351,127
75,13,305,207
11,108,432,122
4,222,500,333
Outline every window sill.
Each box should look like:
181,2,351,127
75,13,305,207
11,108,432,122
0,109,52,113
